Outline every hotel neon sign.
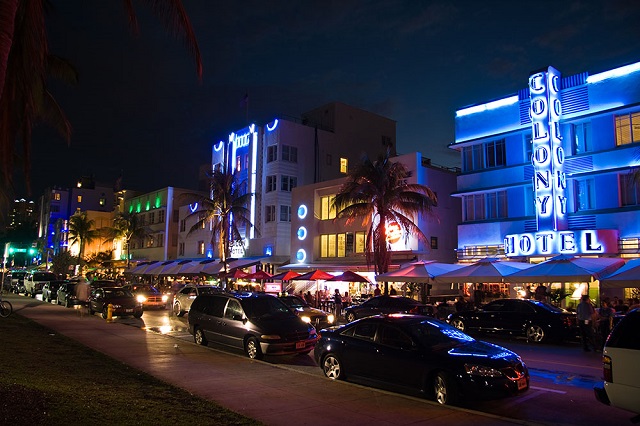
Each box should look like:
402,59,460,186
505,67,617,257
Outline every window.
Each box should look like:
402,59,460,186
158,210,165,223
180,219,186,232
573,122,592,154
337,233,346,257
265,205,276,222
178,242,185,256
149,212,155,224
281,145,297,162
281,175,297,192
340,157,348,174
355,232,365,253
620,174,640,206
462,139,506,172
54,193,61,201
463,191,507,221
77,195,82,203
99,195,106,206
224,300,243,320
266,175,277,192
235,155,241,172
524,133,533,162
267,145,277,162
157,234,164,247
320,195,336,220
197,241,205,255
280,205,291,222
575,179,595,211
430,236,438,250
320,234,337,258
147,236,154,248
615,112,640,146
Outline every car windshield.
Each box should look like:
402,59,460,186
104,289,133,298
280,296,307,309
409,318,475,347
241,297,296,319
529,300,565,313
198,286,220,294
34,273,56,281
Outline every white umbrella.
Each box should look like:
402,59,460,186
377,261,464,284
505,255,624,283
434,258,532,283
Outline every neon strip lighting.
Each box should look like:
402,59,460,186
250,126,257,239
266,119,278,131
587,61,640,84
456,96,519,117
213,141,224,152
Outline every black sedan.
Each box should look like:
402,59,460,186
343,295,434,323
314,314,529,405
279,295,336,329
447,298,578,343
88,287,143,319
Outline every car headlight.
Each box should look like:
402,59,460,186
300,315,311,323
161,295,168,302
136,295,147,303
260,334,281,341
464,364,504,378
327,314,335,323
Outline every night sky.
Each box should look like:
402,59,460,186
18,0,640,199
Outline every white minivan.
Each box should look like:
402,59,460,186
594,308,640,422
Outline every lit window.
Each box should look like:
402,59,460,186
340,158,348,174
198,241,205,255
54,193,61,201
615,112,640,146
77,195,82,203
575,179,595,211
320,195,336,220
573,122,592,153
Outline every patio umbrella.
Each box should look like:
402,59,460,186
326,270,370,283
179,259,216,275
223,269,250,279
600,258,640,288
125,261,160,275
506,255,625,283
246,270,273,280
377,261,464,284
200,261,226,276
270,271,301,281
434,258,533,284
291,269,334,281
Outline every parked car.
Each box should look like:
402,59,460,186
42,280,67,303
343,295,435,323
172,284,221,316
24,272,57,298
278,294,335,329
188,292,318,359
125,284,168,309
57,283,80,307
314,314,529,405
8,270,27,294
88,287,143,319
447,298,578,343
594,308,640,421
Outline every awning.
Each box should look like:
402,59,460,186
598,258,640,288
435,258,533,284
377,261,465,284
505,255,624,283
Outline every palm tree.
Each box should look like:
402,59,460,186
333,150,438,295
67,211,99,273
186,169,254,282
106,211,150,269
0,1,203,204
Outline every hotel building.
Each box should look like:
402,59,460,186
451,60,640,298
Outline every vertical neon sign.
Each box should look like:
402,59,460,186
530,66,566,232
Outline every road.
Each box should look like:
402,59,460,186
27,294,638,425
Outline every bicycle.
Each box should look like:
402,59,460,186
0,291,13,318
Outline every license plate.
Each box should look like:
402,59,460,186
295,341,305,349
517,377,527,390
126,309,134,313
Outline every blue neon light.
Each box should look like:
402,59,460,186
296,249,306,263
266,119,279,131
455,96,519,117
586,61,640,84
213,141,224,152
297,205,308,219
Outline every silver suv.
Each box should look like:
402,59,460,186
594,308,640,422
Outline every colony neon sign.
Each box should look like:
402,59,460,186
504,67,617,257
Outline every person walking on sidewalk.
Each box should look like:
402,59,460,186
333,289,343,321
577,294,597,352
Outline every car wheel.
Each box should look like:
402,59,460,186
173,302,184,317
433,371,459,405
345,312,356,323
450,318,465,331
526,324,545,343
245,337,263,360
194,328,208,346
101,307,108,320
322,354,344,380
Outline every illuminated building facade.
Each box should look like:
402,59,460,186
210,102,398,268
451,61,640,263
289,152,460,274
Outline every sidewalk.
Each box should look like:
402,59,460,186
7,294,539,426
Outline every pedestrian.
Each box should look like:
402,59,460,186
343,291,352,306
577,294,597,352
389,285,397,295
598,299,614,349
304,291,314,306
535,284,548,302
333,289,343,320
525,285,533,299
473,283,484,308
454,296,466,312
373,284,381,296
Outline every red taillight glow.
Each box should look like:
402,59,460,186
602,355,612,382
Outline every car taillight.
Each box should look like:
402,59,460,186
602,355,612,382
408,306,420,314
